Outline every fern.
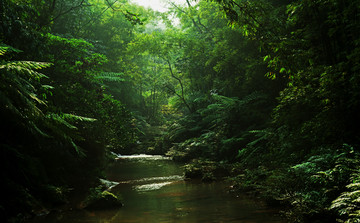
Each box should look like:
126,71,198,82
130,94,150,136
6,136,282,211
47,113,78,130
45,112,96,156
94,72,125,82
331,172,360,223
199,92,267,129
4,60,52,70
0,44,22,56
235,130,269,161
45,114,87,157
0,44,92,156
1,47,52,121
0,46,7,56
247,130,268,147
62,113,97,122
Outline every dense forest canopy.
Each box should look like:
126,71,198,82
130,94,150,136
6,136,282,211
1,0,360,222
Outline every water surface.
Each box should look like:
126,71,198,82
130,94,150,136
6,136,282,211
28,154,285,223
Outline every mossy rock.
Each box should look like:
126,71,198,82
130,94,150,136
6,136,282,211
85,191,123,210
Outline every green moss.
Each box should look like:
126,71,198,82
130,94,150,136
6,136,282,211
84,188,123,210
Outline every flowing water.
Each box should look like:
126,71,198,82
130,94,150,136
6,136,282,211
28,154,285,223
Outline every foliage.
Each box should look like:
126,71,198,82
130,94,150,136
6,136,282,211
0,45,51,126
164,91,273,161
331,172,360,223
183,159,230,181
94,72,126,83
0,43,103,220
2,0,360,222
1,1,139,220
163,0,360,222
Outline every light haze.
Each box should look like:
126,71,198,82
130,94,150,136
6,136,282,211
131,0,187,12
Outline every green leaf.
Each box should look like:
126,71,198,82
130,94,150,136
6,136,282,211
264,55,270,62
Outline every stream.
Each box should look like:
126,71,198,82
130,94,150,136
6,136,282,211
28,154,285,223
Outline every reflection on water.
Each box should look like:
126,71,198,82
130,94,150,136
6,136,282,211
134,181,174,191
27,155,285,223
115,154,171,160
118,175,184,185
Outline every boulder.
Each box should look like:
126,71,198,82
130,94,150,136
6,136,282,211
84,191,123,210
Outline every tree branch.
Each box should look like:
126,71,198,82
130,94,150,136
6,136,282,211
166,60,192,113
169,1,203,34
231,1,262,28
52,0,91,22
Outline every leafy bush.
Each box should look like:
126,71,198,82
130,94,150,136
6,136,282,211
331,173,360,223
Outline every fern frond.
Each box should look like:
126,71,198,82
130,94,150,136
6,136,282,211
1,61,50,80
94,72,125,82
211,94,239,103
16,89,44,117
331,171,360,222
10,61,52,70
241,91,267,103
0,47,7,56
47,113,77,129
43,112,87,156
69,138,86,157
0,91,22,116
42,85,54,90
29,93,46,105
29,121,50,137
331,199,350,209
347,183,360,189
0,44,23,56
62,113,97,122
